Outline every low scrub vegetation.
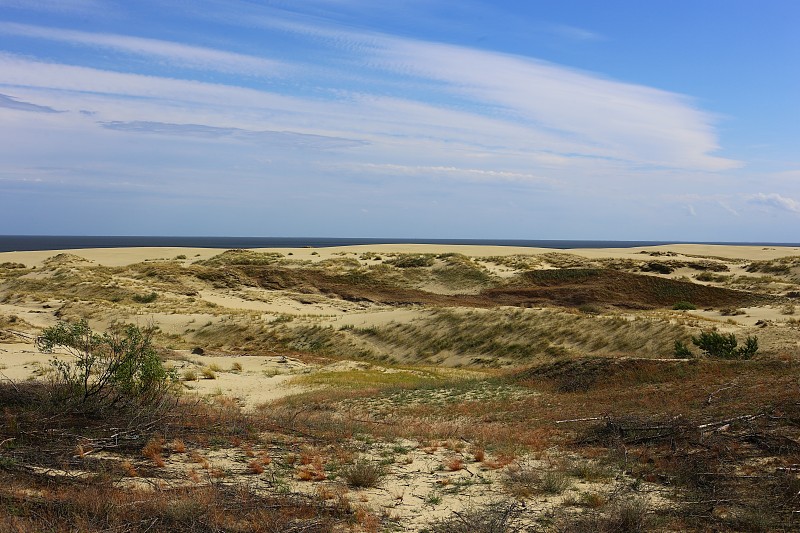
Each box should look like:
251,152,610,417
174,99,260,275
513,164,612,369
339,460,385,488
35,320,177,411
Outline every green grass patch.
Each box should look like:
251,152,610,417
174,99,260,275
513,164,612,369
290,368,443,390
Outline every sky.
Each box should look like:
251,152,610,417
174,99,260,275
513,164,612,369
0,0,798,241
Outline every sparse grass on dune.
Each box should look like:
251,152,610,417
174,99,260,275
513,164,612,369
194,248,287,267
349,307,692,365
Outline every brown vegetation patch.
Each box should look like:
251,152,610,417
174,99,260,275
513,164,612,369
240,265,765,311
488,268,767,309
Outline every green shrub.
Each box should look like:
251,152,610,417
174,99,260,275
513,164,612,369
695,271,729,282
132,291,158,303
691,331,758,359
672,301,696,310
673,340,693,359
386,254,435,268
643,261,674,274
36,320,176,410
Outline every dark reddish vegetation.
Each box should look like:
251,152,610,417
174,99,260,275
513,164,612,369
238,265,764,310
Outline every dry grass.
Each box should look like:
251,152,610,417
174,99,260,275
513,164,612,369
349,307,692,365
0,379,350,532
423,501,525,533
339,460,385,488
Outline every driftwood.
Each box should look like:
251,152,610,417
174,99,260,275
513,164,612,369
555,416,607,424
705,381,738,405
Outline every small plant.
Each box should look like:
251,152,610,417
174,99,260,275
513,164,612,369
142,437,165,467
340,460,385,488
672,301,696,310
568,460,612,482
471,446,485,462
182,369,198,381
424,501,523,532
503,464,541,498
120,459,138,477
230,362,243,372
445,457,464,471
247,460,265,474
540,469,571,494
579,491,606,509
425,493,443,506
201,367,217,379
606,497,649,532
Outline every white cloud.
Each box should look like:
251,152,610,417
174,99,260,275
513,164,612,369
0,22,284,75
344,162,554,184
0,0,102,14
370,38,737,171
0,93,62,113
549,24,603,42
748,193,800,214
717,201,739,216
0,54,626,160
237,15,738,171
0,9,742,205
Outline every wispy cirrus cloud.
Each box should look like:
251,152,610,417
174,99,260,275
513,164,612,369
100,121,367,149
548,24,604,42
0,93,62,113
0,0,103,14
370,39,737,171
748,193,800,214
0,22,285,75
235,14,737,172
344,162,554,184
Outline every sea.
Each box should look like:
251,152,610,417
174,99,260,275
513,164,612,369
1,235,799,253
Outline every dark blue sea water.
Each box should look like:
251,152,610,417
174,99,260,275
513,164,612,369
1,235,798,253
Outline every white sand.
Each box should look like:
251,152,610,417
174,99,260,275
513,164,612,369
2,243,799,268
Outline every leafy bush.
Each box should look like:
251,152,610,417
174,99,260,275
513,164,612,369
691,331,758,359
36,320,176,410
672,301,696,310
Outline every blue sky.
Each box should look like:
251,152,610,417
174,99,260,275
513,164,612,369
0,0,798,241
